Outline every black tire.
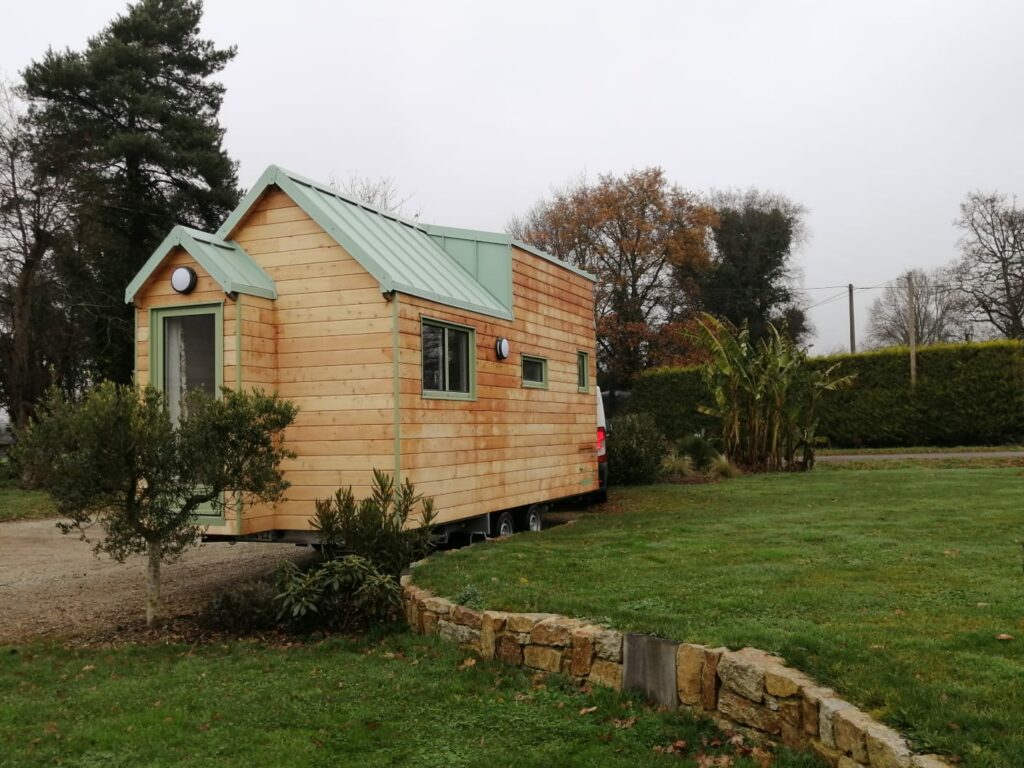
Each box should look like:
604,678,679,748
523,505,544,532
493,510,516,538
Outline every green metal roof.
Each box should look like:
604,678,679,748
217,166,515,320
125,226,276,303
128,165,594,317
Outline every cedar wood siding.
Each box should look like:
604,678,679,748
133,187,597,533
133,247,241,534
227,189,395,533
397,245,598,524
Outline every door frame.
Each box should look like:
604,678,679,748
149,301,225,525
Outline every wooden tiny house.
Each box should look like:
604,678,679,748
127,166,598,540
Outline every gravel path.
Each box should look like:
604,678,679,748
817,450,1024,462
0,519,314,643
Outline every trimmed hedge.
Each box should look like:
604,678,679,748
630,341,1024,448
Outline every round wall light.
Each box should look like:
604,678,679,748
495,337,511,360
170,266,197,294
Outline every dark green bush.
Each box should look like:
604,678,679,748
630,366,715,442
677,433,720,472
608,412,667,485
312,469,437,578
276,555,401,632
203,579,279,633
630,341,1024,448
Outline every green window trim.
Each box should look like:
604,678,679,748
577,351,589,393
149,302,226,525
521,354,548,389
421,317,477,401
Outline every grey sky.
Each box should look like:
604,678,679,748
3,0,1022,353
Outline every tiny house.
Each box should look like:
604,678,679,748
126,166,599,542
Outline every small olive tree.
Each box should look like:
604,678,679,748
17,382,297,626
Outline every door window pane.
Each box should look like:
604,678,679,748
164,313,216,423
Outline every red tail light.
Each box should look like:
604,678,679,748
596,426,607,462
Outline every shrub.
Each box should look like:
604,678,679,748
453,584,485,610
276,555,401,632
676,433,720,472
312,469,437,578
630,340,1024,449
708,454,740,480
608,412,667,485
203,580,279,634
660,452,694,483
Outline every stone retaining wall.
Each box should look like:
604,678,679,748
402,578,951,768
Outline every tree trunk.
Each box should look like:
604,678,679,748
145,540,162,627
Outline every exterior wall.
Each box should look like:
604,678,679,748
226,189,395,532
396,245,597,525
132,189,597,534
133,247,239,534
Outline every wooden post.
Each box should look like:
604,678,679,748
848,283,856,353
907,272,917,387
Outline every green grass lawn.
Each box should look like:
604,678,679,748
415,466,1024,768
0,477,53,521
0,632,819,768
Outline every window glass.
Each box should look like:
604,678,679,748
446,328,470,393
577,351,588,390
522,355,546,386
422,320,473,397
422,323,444,391
164,313,216,424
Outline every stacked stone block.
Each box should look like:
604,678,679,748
401,579,952,768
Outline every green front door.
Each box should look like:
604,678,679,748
150,303,225,524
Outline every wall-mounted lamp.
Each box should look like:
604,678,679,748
170,266,197,294
495,337,511,360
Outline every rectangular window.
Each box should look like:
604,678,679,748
577,351,589,392
522,354,548,388
422,320,475,399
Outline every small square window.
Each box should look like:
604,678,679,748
577,351,589,392
522,355,548,388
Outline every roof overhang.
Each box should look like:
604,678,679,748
125,226,276,304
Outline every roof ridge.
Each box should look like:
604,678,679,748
272,165,427,232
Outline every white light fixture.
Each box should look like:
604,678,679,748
495,337,511,360
170,266,197,294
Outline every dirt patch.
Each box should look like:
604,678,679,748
0,518,315,644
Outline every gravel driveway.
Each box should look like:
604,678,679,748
0,518,314,643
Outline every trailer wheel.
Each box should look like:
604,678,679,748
493,510,516,538
524,505,544,532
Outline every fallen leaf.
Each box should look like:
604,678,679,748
81,665,95,672
579,706,598,716
458,657,477,670
995,633,1014,641
612,716,637,729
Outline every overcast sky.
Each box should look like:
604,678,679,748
3,0,1022,353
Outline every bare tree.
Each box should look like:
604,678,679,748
866,267,977,348
953,191,1024,339
329,172,419,218
0,82,79,429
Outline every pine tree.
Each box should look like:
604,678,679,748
22,0,241,383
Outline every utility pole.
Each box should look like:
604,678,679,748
848,283,856,353
907,272,917,387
